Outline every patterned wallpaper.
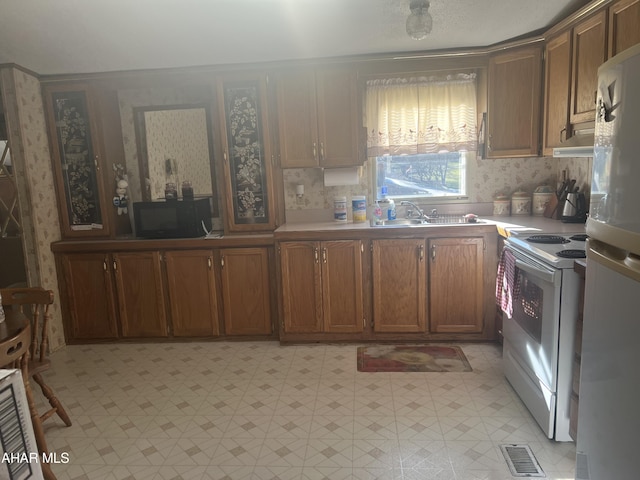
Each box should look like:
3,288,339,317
2,68,65,351
144,108,213,200
283,155,593,214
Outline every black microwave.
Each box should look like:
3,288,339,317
133,198,212,239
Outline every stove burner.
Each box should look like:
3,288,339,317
526,235,569,244
569,234,588,241
556,249,586,259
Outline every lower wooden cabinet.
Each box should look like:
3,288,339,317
55,243,274,342
60,253,119,340
428,237,484,334
114,251,168,337
220,247,272,335
372,239,426,333
280,240,364,334
165,250,219,337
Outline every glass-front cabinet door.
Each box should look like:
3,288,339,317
217,75,276,232
44,84,110,237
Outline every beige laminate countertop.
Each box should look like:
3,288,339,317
275,215,586,237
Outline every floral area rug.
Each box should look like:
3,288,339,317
357,345,472,372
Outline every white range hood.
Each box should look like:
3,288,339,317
552,129,594,157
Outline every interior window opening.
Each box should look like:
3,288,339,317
364,72,477,202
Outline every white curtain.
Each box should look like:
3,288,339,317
365,73,477,156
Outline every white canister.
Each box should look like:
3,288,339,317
493,196,511,216
352,195,367,223
334,196,347,222
532,192,554,216
511,191,532,216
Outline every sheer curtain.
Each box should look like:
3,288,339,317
365,73,477,157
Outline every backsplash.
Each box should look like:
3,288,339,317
283,155,593,220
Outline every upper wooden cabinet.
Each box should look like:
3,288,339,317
276,66,361,168
543,31,573,155
43,84,111,238
570,11,608,125
608,0,640,57
487,46,543,158
217,74,277,233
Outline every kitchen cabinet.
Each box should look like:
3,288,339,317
372,239,426,333
217,74,277,233
164,249,219,337
280,240,364,334
570,11,608,125
220,247,272,335
608,0,640,58
428,237,484,334
542,31,573,155
43,84,111,238
276,66,361,168
113,251,168,337
58,250,168,340
487,46,543,157
59,253,119,340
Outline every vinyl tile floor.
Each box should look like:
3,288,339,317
35,342,577,480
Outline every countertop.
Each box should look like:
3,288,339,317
275,215,586,237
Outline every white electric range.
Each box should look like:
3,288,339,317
501,232,586,441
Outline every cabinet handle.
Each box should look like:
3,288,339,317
431,244,436,261
322,248,327,264
113,260,117,271
560,127,567,144
220,255,225,269
94,155,100,169
312,142,317,161
103,260,107,271
314,247,319,263
207,257,212,269
419,244,424,261
223,150,228,162
319,142,325,162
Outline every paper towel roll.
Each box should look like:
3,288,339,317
323,167,360,186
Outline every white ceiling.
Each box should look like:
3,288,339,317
1,0,591,76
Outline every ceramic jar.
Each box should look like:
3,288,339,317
532,185,554,216
493,196,511,216
511,191,532,216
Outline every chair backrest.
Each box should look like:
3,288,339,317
0,322,31,370
0,288,54,363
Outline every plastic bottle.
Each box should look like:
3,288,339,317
387,198,397,220
373,201,383,224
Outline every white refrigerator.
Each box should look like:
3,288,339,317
577,43,640,480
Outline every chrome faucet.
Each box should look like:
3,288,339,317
400,201,425,219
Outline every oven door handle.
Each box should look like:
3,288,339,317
505,245,560,285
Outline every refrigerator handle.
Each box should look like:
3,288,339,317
588,240,640,283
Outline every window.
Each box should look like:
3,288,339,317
365,73,477,200
375,152,467,199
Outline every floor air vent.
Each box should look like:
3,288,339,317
500,444,545,477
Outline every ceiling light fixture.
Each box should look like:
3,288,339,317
406,0,433,40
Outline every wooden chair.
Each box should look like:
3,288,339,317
1,288,72,429
0,320,57,480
